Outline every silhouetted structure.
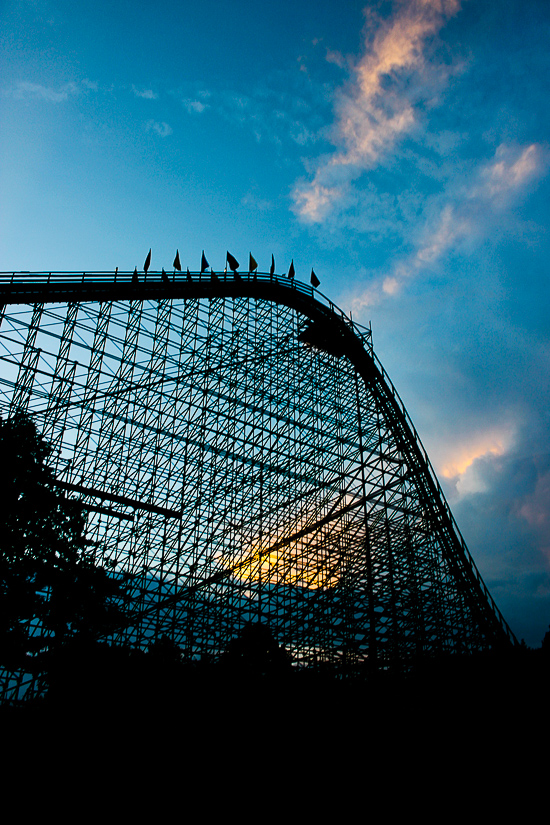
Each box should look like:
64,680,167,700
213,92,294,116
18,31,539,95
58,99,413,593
0,267,516,701
0,413,126,699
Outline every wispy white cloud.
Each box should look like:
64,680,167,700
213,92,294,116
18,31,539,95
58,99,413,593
182,98,209,114
7,80,81,102
477,143,547,201
351,141,548,310
240,191,275,212
293,0,462,221
325,49,348,70
144,120,173,137
177,83,323,147
4,79,101,101
132,86,158,100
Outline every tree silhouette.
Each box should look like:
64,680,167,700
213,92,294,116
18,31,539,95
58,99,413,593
221,622,292,678
0,413,124,673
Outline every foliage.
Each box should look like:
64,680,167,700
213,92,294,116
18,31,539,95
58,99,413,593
221,622,293,678
0,413,124,670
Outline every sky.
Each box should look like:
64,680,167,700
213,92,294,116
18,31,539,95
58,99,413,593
1,0,550,646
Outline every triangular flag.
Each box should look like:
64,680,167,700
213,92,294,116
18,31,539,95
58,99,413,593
310,269,320,288
173,250,181,271
144,249,151,273
132,267,139,284
201,251,209,273
249,253,258,272
288,260,295,280
186,267,192,282
162,268,169,284
226,251,239,272
270,254,275,276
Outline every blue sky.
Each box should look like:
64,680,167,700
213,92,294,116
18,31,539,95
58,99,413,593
2,0,550,645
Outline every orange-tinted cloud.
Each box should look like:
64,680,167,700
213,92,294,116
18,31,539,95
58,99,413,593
436,426,515,496
440,439,508,480
293,0,462,221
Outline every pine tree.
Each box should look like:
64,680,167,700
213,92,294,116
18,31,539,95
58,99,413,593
0,414,124,671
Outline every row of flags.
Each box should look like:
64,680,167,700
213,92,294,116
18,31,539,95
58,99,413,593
135,249,321,288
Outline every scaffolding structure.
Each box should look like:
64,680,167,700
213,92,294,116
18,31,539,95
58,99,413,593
0,270,516,698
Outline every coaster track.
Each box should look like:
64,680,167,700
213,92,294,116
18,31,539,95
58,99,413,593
0,269,517,697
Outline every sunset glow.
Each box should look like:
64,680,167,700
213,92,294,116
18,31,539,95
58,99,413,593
439,428,515,482
224,530,341,592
